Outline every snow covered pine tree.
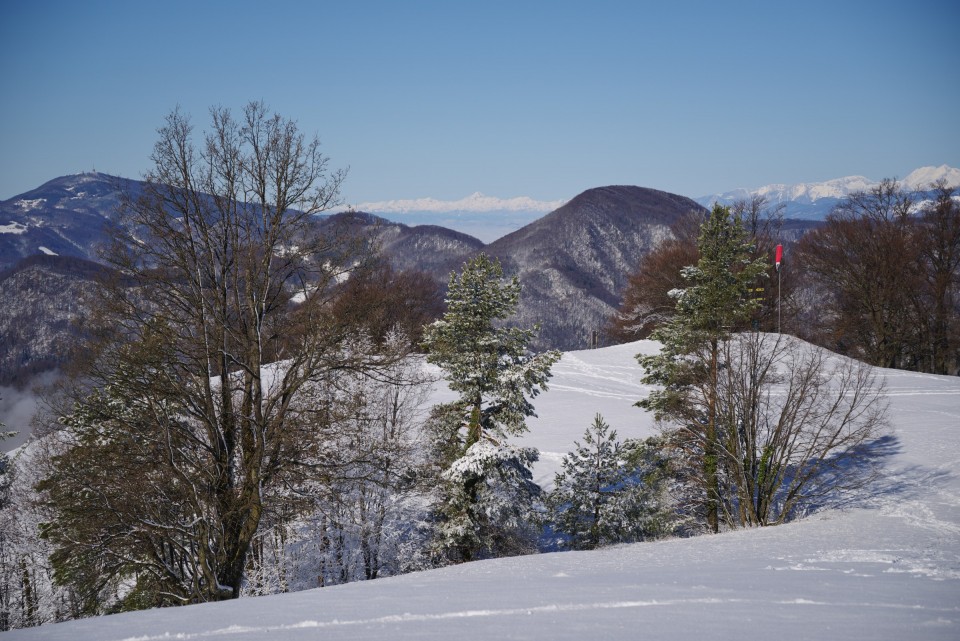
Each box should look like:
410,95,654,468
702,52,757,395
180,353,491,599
548,414,675,550
422,253,560,563
638,204,767,533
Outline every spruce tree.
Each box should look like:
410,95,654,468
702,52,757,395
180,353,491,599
548,414,674,550
637,205,768,533
422,253,560,562
423,253,561,446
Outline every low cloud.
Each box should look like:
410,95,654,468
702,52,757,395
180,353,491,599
1,372,59,452
357,192,567,214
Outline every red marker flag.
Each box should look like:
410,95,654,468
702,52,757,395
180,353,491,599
775,244,783,271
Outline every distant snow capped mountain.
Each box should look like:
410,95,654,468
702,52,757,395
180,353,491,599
901,165,960,190
697,165,960,219
353,193,570,243
356,192,567,214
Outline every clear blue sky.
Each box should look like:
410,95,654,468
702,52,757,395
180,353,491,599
2,0,958,205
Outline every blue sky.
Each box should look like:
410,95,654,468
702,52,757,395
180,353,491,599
1,0,958,205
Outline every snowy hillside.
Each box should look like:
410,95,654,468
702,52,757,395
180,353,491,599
6,339,958,641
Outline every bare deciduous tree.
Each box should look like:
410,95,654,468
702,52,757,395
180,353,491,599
608,212,702,342
797,179,921,368
714,332,887,526
797,178,960,373
915,180,960,374
38,102,412,609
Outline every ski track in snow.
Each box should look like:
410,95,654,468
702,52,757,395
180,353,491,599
106,597,960,641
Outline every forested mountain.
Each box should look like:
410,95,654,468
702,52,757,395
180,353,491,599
0,173,484,276
320,211,484,280
0,173,144,270
0,175,483,392
484,186,707,349
0,174,820,389
337,190,819,352
0,255,107,387
332,186,722,350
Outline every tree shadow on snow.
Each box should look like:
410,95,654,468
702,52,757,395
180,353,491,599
787,434,951,519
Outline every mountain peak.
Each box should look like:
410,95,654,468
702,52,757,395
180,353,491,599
697,165,960,219
902,164,960,190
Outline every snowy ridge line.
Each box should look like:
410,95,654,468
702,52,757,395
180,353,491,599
110,598,960,640
355,192,568,214
698,165,960,207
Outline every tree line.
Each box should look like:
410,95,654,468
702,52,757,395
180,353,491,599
798,179,960,374
610,181,960,376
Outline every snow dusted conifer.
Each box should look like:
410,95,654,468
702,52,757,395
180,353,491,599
638,205,768,533
423,253,561,447
548,414,674,550
422,253,560,562
435,441,542,562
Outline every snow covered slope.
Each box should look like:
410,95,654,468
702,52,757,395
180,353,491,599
5,340,959,640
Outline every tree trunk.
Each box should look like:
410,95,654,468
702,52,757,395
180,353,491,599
705,338,720,533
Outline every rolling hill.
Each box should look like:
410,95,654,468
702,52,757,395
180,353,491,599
5,339,958,640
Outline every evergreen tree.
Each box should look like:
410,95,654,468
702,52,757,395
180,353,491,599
423,253,561,447
548,414,674,550
637,205,768,533
422,253,560,562
434,441,542,562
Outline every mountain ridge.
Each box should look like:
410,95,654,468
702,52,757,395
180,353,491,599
0,169,874,382
697,164,960,218
482,185,708,349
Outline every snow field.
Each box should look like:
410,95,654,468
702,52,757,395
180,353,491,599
4,339,959,640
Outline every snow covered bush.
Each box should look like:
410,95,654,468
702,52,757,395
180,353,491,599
0,443,72,630
243,350,437,592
